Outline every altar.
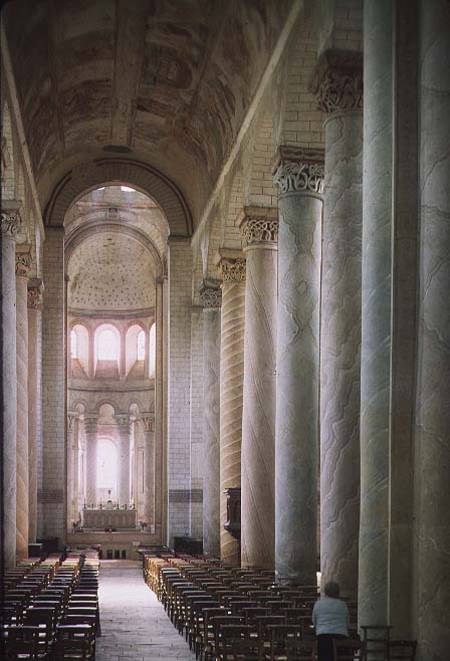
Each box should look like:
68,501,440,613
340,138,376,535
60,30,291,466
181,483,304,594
82,508,137,530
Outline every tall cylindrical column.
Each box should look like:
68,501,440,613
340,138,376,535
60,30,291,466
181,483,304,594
116,414,131,506
42,227,66,542
155,278,165,539
311,53,363,597
273,149,323,585
16,244,32,560
415,2,450,656
218,253,246,566
240,207,278,569
84,416,98,507
67,412,78,526
27,279,44,543
142,414,155,527
1,204,19,567
200,282,222,557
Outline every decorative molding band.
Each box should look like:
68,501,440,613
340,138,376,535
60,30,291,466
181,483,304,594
15,244,33,277
218,256,246,283
28,278,44,310
310,49,363,114
38,488,64,504
199,281,222,309
273,146,325,195
0,203,21,237
169,488,203,504
239,206,278,248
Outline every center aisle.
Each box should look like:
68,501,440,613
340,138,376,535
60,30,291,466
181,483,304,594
96,560,196,661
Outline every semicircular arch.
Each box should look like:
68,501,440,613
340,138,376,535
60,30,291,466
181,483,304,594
44,159,193,237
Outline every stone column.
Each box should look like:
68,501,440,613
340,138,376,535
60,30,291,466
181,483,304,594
273,148,323,585
415,1,450,656
15,243,32,560
27,278,44,543
116,414,131,506
67,412,78,526
84,416,98,507
200,281,222,557
142,414,155,527
359,0,419,638
155,278,165,539
1,203,20,567
310,52,363,597
240,207,278,569
217,252,246,566
42,227,66,543
167,239,192,545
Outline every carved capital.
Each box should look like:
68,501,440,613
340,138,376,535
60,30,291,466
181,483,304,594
28,278,44,310
199,281,222,309
310,49,363,114
67,412,78,432
239,206,278,248
1,203,21,238
218,256,246,283
15,244,33,278
273,147,324,195
115,414,130,431
141,414,155,433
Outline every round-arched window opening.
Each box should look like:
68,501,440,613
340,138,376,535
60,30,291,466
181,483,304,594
137,330,145,361
70,329,78,358
96,328,119,361
149,323,156,378
97,438,119,502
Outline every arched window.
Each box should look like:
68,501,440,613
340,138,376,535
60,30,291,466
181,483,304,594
97,438,118,500
149,323,156,378
70,329,78,358
137,330,145,360
96,327,119,360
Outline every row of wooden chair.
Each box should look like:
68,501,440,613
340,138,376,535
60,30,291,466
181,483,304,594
143,554,417,661
2,551,100,660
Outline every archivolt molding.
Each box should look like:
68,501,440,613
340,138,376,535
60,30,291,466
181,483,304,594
44,159,192,237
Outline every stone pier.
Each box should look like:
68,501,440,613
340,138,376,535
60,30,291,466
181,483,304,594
273,148,323,585
200,282,222,557
311,51,363,597
240,207,277,569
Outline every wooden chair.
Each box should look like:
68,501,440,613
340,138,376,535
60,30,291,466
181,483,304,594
265,624,302,661
54,624,95,660
333,638,364,660
3,625,42,661
214,624,259,661
389,640,417,660
286,639,316,661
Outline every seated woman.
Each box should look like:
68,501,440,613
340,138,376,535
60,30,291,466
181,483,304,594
312,581,349,661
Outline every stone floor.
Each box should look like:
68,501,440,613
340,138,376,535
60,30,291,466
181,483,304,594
96,560,196,661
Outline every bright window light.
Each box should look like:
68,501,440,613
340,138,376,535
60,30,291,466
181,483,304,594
97,439,118,491
137,330,145,360
121,185,135,192
149,324,156,377
97,328,119,360
70,330,78,358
